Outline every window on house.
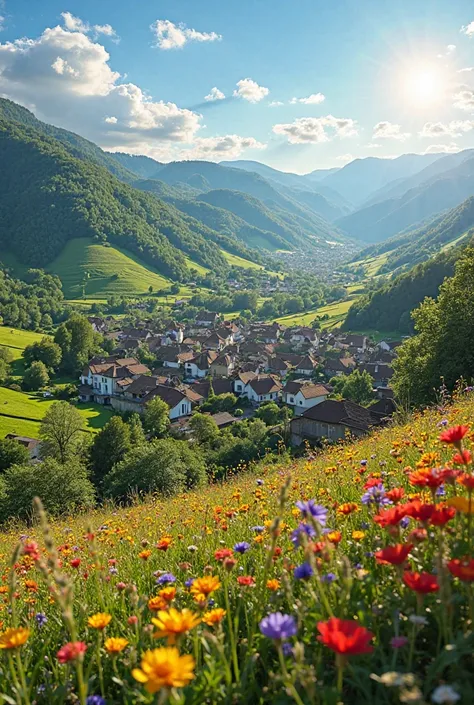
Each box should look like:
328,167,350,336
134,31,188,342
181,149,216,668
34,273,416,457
289,396,294,403
299,400,303,405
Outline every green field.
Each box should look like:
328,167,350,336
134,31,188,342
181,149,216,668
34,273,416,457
276,297,357,328
0,386,113,438
348,252,390,276
0,327,46,360
220,250,263,270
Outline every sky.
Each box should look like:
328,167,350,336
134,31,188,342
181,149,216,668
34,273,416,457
1,0,474,173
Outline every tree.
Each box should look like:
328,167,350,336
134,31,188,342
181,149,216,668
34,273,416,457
128,413,146,445
89,416,131,487
255,402,288,426
142,397,170,439
39,401,84,463
393,247,474,404
337,370,374,406
23,361,50,391
0,458,95,521
189,413,220,445
104,439,206,500
54,314,95,373
23,337,62,370
0,439,30,472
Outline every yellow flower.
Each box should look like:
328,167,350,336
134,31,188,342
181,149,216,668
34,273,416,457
132,647,195,693
151,609,201,644
148,596,168,612
158,587,176,603
352,531,365,541
202,608,226,626
104,637,129,654
266,579,280,591
88,613,112,630
447,497,474,514
0,627,30,649
190,576,221,603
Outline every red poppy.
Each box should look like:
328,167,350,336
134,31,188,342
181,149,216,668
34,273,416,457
447,557,474,582
317,617,374,655
404,501,435,523
439,425,470,446
214,548,233,562
408,468,445,489
237,576,255,586
363,477,383,490
56,641,87,664
407,528,428,543
429,505,456,526
23,542,40,561
70,558,81,569
385,487,405,504
403,571,439,593
375,543,413,566
453,450,472,466
373,506,407,527
457,474,474,491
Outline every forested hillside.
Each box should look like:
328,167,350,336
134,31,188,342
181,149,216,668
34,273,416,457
343,248,462,332
0,118,252,280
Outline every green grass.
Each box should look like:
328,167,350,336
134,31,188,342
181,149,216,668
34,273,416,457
2,239,172,299
0,327,46,360
0,386,113,437
183,256,209,277
276,297,357,327
220,250,263,270
347,252,390,276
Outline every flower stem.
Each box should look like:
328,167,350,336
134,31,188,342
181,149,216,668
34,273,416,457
277,643,305,705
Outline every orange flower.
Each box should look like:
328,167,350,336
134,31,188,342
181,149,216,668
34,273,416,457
158,587,176,603
190,576,221,604
0,627,30,649
266,579,281,591
202,608,226,626
156,538,172,551
148,596,168,612
337,502,359,516
139,550,152,561
327,531,342,545
151,609,200,644
105,637,129,654
88,613,112,630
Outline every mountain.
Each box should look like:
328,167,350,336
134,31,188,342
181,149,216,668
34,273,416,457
350,197,474,274
320,153,444,207
152,161,347,245
0,116,265,281
336,155,474,243
219,159,350,214
0,98,136,183
362,150,474,207
136,180,290,251
305,167,340,181
110,152,165,180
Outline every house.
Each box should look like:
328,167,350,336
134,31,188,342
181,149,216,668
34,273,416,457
195,311,220,328
295,355,318,377
359,363,394,387
339,335,368,352
154,346,194,369
250,322,284,344
267,356,292,377
5,434,41,459
87,317,107,333
290,399,382,445
324,357,356,377
209,353,235,377
202,332,226,352
184,351,218,379
283,381,330,415
79,357,150,404
233,371,258,396
370,397,397,419
210,411,240,429
192,379,235,399
288,327,319,349
110,377,193,420
145,386,193,420
240,375,282,404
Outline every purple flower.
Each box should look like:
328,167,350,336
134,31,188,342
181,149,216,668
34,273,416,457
390,636,409,649
234,542,251,554
291,522,316,547
184,578,195,588
252,526,265,533
294,562,313,580
321,572,336,583
35,613,47,628
259,612,297,640
360,459,368,466
256,479,264,486
400,517,410,529
282,642,294,657
361,484,391,507
156,573,176,584
109,567,118,575
87,697,106,705
295,500,327,525
436,485,445,496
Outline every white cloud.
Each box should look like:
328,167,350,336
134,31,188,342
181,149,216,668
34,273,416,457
453,89,474,111
337,153,354,164
204,86,225,102
61,12,119,42
419,120,474,137
290,92,325,105
104,116,117,124
151,20,221,50
366,142,381,149
438,44,456,57
272,115,358,144
372,121,410,141
424,143,460,154
177,135,266,161
268,100,284,107
458,67,474,73
0,15,4,32
233,78,269,103
461,21,474,37
0,24,201,151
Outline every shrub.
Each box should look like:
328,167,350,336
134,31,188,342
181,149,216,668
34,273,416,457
0,458,95,522
22,361,50,391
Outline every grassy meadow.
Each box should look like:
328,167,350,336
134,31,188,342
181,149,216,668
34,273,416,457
276,297,357,328
0,392,474,703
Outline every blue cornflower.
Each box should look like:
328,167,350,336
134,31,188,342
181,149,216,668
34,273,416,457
360,459,368,466
361,483,391,507
294,562,313,580
259,612,297,640
291,522,316,547
400,517,410,529
156,572,176,584
86,697,106,705
282,642,294,657
321,572,337,583
295,500,327,525
35,613,47,628
184,578,195,588
234,542,251,554
252,526,265,533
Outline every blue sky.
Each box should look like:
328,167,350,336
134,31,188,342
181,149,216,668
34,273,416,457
1,0,474,172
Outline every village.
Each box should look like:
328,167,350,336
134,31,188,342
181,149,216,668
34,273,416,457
77,311,399,447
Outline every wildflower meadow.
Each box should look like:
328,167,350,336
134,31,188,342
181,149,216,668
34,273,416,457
1,394,474,705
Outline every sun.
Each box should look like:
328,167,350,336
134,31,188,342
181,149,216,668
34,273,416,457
401,63,447,106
